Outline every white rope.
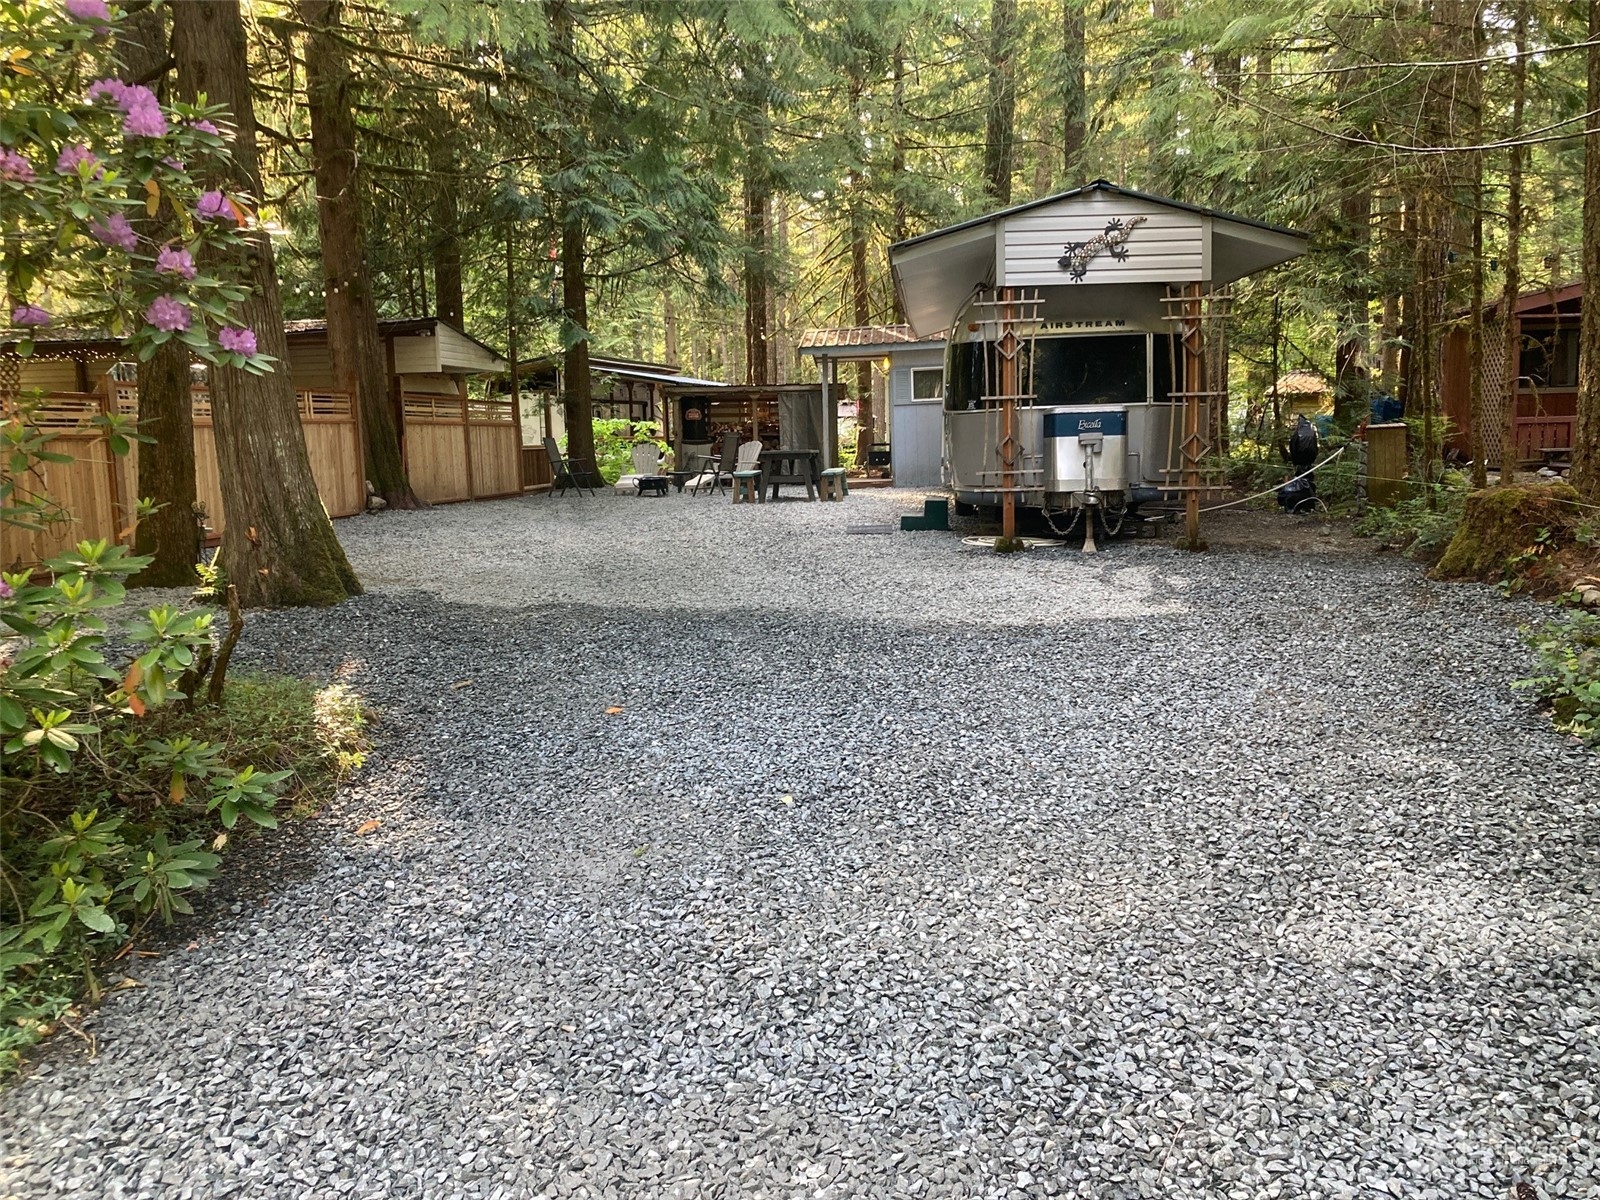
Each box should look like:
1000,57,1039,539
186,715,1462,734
1145,445,1349,520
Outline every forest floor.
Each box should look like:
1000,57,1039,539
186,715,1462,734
3,489,1597,1200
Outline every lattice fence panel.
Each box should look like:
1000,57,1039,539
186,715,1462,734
1480,317,1509,465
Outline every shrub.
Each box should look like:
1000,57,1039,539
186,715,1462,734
580,418,667,485
2,2,273,372
1517,611,1600,747
0,539,365,1076
1354,473,1469,559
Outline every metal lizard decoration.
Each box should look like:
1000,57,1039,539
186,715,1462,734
1057,216,1149,280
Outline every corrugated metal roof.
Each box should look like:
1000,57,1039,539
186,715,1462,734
1273,370,1330,395
797,325,946,350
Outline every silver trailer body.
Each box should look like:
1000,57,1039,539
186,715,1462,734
942,311,1181,514
886,181,1308,522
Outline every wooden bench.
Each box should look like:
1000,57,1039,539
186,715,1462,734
820,467,848,501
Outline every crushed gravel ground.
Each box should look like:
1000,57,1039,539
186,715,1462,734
3,488,1597,1200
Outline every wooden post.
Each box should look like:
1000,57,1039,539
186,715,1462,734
999,289,1019,541
507,227,520,450
1182,282,1205,548
460,378,475,499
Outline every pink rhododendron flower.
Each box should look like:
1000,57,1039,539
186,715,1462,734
195,190,229,221
88,78,131,106
218,326,257,356
122,103,167,138
55,144,102,177
11,304,51,327
90,211,137,251
64,0,112,25
144,295,191,333
155,245,196,279
189,119,222,137
0,149,34,183
0,579,12,599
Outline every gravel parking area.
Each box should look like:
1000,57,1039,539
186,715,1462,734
3,489,1597,1200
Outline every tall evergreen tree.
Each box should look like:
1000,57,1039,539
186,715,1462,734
302,0,420,510
172,0,361,607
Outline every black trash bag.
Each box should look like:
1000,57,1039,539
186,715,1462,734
1276,474,1318,513
1287,414,1320,472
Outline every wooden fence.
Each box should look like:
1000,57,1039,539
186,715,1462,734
401,392,521,504
2,382,361,570
520,444,552,491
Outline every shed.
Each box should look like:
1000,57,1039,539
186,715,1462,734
798,325,948,486
1272,370,1333,420
1441,280,1581,466
661,383,830,470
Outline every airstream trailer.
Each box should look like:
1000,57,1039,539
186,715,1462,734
889,182,1308,536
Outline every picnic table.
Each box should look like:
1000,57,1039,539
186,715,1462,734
758,448,821,501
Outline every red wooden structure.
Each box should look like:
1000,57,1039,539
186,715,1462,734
1442,281,1580,467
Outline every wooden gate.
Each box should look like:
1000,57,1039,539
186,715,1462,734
402,392,520,504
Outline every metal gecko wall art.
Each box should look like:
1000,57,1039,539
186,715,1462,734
1056,215,1149,280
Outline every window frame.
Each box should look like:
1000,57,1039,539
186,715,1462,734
908,365,944,404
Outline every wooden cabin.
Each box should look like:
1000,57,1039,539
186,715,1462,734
662,383,829,470
1442,281,1581,467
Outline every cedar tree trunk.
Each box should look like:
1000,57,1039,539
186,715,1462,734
302,0,419,509
741,58,771,387
429,134,465,329
118,5,199,585
561,217,600,486
1063,1,1086,178
1574,0,1600,501
983,0,1017,206
172,0,360,607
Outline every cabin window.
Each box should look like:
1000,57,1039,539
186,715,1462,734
910,367,944,401
1519,326,1579,389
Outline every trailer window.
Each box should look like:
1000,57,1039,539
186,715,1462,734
947,335,1149,410
1032,335,1148,406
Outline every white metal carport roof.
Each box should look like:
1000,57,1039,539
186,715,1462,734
889,181,1308,337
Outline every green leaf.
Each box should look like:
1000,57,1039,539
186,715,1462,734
76,905,116,934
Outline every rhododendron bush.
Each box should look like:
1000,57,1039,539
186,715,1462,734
0,0,271,372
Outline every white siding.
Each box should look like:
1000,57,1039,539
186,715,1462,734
400,373,462,396
436,324,506,374
391,334,442,375
1002,194,1204,288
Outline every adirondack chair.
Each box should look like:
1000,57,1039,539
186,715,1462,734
543,436,595,497
630,443,669,496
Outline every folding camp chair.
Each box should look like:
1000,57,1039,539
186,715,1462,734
690,431,741,496
544,436,595,497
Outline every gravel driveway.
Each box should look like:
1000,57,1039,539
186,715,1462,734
3,489,1596,1200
